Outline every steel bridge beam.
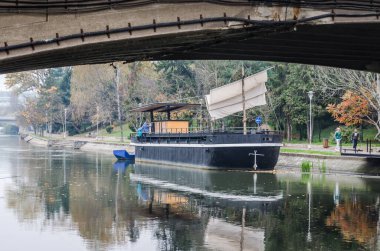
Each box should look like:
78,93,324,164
1,1,380,73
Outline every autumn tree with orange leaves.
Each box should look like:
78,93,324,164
316,67,380,139
326,91,370,126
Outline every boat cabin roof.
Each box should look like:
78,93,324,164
130,103,200,113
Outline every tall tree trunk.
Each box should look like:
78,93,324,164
375,113,380,140
286,117,292,142
114,65,124,142
299,126,302,141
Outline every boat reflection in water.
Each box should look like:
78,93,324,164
113,159,134,173
131,163,283,251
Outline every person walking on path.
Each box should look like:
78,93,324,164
334,127,342,151
351,129,360,151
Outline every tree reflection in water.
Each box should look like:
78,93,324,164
4,143,380,251
326,184,378,247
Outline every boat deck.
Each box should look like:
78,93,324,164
131,130,283,145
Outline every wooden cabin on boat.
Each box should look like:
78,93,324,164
130,103,200,134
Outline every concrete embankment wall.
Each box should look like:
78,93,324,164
80,142,134,154
23,134,133,155
24,135,48,147
277,153,380,174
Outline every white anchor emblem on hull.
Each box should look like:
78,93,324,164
248,150,264,170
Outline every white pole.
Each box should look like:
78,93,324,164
242,65,247,135
309,99,312,149
308,91,314,150
64,108,67,138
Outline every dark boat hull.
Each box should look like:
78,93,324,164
132,143,281,170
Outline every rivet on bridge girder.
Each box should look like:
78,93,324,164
246,15,251,26
331,9,335,21
30,38,35,50
80,29,85,42
4,42,9,55
106,25,111,38
177,17,181,29
128,23,132,35
56,33,60,46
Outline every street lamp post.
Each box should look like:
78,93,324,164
308,91,314,150
64,108,67,138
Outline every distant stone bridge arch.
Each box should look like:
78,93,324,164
1,1,380,73
0,116,17,125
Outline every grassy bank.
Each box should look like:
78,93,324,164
77,123,133,139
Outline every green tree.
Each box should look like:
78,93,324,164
268,64,324,141
155,60,197,100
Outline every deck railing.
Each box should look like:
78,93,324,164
130,127,281,139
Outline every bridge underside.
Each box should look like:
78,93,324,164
2,23,379,73
1,2,380,73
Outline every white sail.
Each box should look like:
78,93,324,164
205,69,268,120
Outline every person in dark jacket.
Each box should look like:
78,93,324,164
351,129,360,150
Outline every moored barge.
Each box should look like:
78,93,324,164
130,103,282,170
130,69,283,170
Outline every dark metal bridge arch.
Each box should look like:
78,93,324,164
1,0,380,73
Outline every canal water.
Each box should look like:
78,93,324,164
1,135,380,251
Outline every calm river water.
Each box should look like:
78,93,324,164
1,135,380,251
